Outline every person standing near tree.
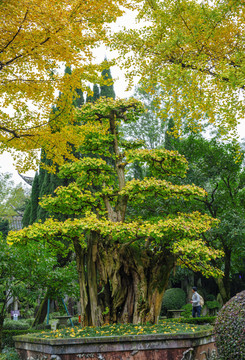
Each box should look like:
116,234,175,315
191,287,201,317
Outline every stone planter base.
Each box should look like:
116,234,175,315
14,329,215,360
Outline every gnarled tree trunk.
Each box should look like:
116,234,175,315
97,243,176,324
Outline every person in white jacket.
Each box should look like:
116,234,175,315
191,286,201,317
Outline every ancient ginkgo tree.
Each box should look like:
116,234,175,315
8,97,223,325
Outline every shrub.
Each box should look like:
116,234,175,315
3,319,29,330
206,300,220,310
180,316,216,325
214,290,245,360
0,347,21,360
2,329,43,348
181,303,192,318
161,288,186,316
24,318,35,327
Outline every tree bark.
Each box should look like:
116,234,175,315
97,243,175,324
73,237,89,326
215,246,231,304
87,232,103,326
32,291,49,327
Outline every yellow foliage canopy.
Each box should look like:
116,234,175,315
112,0,245,137
0,0,135,169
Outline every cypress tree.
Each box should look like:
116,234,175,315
100,64,115,99
92,84,100,102
29,173,39,225
64,65,72,75
22,200,31,227
36,171,51,222
74,88,84,108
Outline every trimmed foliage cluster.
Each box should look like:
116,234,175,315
161,288,186,316
214,290,245,360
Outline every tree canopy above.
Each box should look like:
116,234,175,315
112,0,245,137
0,0,137,169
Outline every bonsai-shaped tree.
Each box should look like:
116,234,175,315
8,97,223,326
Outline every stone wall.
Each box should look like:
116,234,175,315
14,330,215,360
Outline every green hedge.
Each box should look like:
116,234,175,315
3,319,30,330
181,303,192,318
2,329,43,348
179,316,216,325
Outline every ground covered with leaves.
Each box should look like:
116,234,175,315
33,320,213,339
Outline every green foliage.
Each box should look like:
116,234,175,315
161,288,186,316
3,319,29,330
181,303,192,318
29,172,39,224
0,347,21,360
180,316,217,325
92,84,100,102
74,88,85,108
122,85,166,149
21,200,31,227
0,170,30,220
2,329,43,348
206,301,220,310
100,66,115,99
71,317,80,326
174,135,245,301
0,219,9,240
215,290,245,360
10,97,223,326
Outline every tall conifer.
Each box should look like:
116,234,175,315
29,173,39,225
92,84,100,102
74,88,84,108
100,64,115,99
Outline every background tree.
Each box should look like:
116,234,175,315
113,0,245,138
100,63,116,99
0,232,78,349
0,170,30,221
121,87,245,302
173,136,245,303
92,84,100,102
9,97,223,326
122,86,166,149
